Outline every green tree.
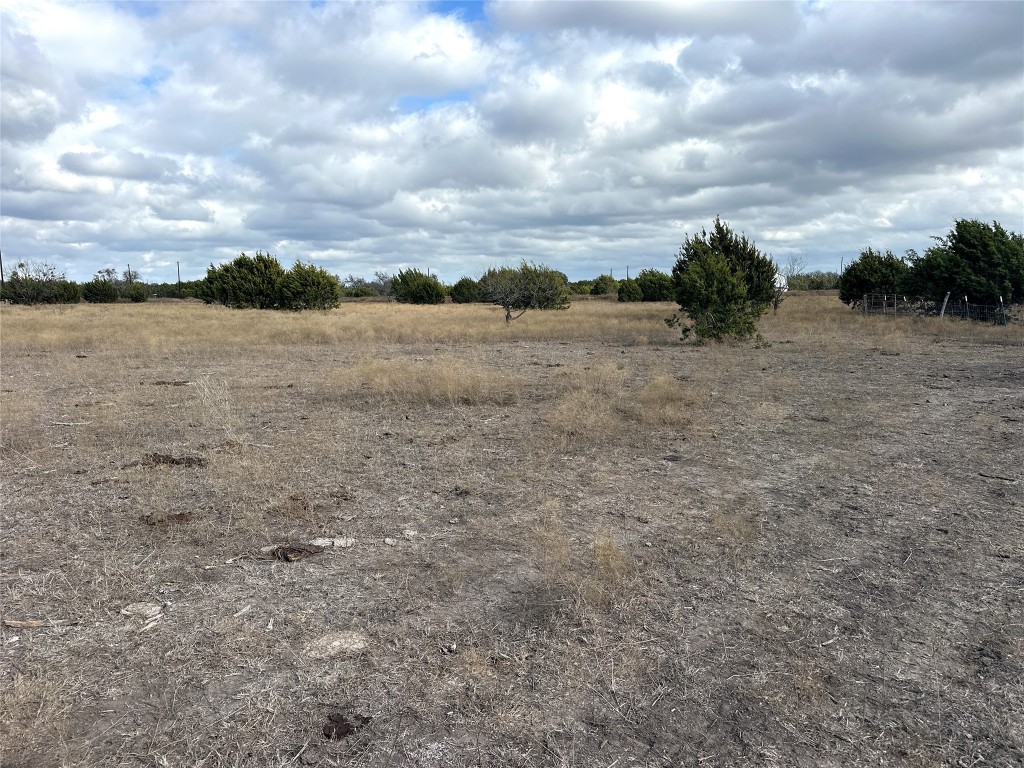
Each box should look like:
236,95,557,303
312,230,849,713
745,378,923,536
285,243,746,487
788,271,840,291
590,274,618,296
82,278,119,303
201,251,287,309
567,279,595,295
671,217,778,341
391,269,446,304
280,262,341,310
837,248,910,305
450,277,481,304
478,261,571,322
634,268,674,301
617,278,642,302
905,219,1024,305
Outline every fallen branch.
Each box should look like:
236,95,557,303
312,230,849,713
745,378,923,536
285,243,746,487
979,472,1018,483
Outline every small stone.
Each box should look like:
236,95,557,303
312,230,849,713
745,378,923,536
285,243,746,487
121,602,163,620
383,537,397,546
305,631,369,659
403,529,417,539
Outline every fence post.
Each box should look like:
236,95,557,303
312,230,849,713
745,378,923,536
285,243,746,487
863,294,867,314
939,291,950,318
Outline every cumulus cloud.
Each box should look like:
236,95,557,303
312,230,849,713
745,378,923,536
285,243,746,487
0,0,1021,283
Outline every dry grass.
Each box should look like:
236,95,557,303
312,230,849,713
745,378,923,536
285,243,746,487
1,293,1021,767
0,299,679,354
532,511,639,615
764,291,1024,347
335,358,522,406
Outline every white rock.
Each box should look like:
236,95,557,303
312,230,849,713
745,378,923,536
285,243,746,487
309,537,356,548
305,630,369,659
383,537,397,546
121,602,163,620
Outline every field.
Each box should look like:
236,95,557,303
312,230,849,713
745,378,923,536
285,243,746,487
1,294,1022,767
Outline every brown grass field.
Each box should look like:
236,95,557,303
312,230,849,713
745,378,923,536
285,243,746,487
1,294,1021,767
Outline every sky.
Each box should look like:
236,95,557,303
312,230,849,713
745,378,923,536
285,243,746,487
1,0,1022,284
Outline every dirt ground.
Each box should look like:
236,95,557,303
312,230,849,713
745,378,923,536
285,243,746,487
1,297,1022,767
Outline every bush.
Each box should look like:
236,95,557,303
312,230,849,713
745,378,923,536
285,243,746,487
634,269,674,301
50,280,83,304
617,278,642,302
344,286,379,298
148,280,205,299
82,279,119,303
391,269,446,304
121,283,149,303
478,261,571,322
590,274,618,296
450,277,481,304
671,217,778,342
788,271,840,291
568,280,595,295
202,251,287,309
280,262,341,310
837,248,911,305
0,261,80,305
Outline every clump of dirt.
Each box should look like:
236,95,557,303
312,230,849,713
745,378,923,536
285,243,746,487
134,452,207,468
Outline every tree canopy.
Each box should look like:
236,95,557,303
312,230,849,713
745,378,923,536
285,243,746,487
837,248,911,305
905,219,1023,305
478,261,571,322
671,217,777,341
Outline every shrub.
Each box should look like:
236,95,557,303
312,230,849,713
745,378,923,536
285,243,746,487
837,248,911,305
478,261,571,322
634,268,674,301
202,251,287,309
50,280,83,304
617,278,642,302
568,280,595,295
280,262,341,310
391,269,446,304
450,277,481,304
82,279,119,303
788,271,840,291
671,217,778,341
121,283,149,303
0,261,80,305
590,274,618,296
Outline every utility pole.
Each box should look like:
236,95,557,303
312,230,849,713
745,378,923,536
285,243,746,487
0,249,5,294
176,262,181,298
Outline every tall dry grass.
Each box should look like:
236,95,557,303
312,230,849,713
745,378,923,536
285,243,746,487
2,294,1019,357
0,299,678,355
764,292,1024,347
334,358,522,406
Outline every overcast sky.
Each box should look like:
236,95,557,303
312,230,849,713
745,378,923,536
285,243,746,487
2,0,1022,284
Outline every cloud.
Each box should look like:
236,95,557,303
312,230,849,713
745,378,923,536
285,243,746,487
59,149,179,181
0,0,1021,284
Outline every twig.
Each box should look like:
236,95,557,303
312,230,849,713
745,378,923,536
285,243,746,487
979,472,1018,482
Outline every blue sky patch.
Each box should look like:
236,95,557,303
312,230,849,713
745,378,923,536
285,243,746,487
112,1,163,19
429,0,487,24
139,67,171,92
396,89,473,114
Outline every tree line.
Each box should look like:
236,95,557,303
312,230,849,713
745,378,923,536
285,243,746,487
837,219,1023,308
3,217,1018,342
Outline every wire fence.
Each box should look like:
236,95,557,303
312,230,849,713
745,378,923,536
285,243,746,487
861,293,1014,325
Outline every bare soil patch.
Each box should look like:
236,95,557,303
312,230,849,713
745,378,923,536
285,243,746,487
1,297,1021,767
